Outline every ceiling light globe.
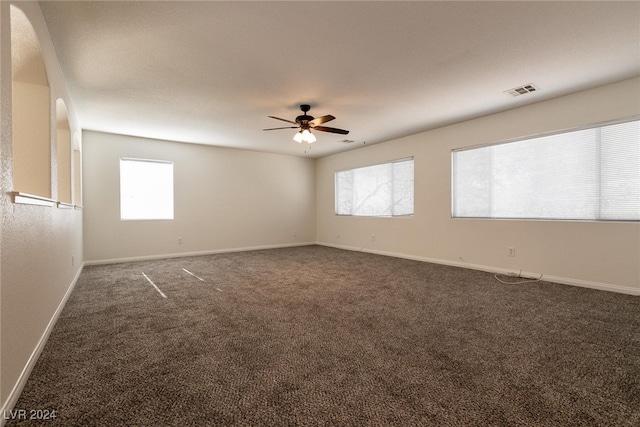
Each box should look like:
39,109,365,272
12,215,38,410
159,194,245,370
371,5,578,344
306,132,316,143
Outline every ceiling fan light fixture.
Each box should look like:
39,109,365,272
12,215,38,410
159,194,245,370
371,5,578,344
267,104,348,144
293,129,315,143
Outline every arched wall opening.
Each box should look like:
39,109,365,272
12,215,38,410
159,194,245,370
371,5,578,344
10,5,51,198
72,132,82,206
56,99,71,204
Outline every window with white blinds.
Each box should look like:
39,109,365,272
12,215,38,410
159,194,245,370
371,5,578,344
336,158,414,217
120,158,174,220
452,119,639,221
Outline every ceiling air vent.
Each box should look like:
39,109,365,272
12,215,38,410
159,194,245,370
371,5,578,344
505,83,538,97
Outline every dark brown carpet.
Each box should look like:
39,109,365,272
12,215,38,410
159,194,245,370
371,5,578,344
8,245,640,426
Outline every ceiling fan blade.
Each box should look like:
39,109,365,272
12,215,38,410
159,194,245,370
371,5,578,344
263,126,299,131
309,115,335,126
313,125,349,135
268,116,297,125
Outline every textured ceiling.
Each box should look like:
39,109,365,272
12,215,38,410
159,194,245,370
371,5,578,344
39,1,640,158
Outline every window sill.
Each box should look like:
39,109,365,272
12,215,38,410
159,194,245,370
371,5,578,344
335,214,414,218
11,192,56,207
11,192,83,209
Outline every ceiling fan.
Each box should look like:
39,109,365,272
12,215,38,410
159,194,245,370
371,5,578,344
263,104,349,143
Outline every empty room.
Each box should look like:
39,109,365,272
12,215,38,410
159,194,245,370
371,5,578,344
1,1,639,426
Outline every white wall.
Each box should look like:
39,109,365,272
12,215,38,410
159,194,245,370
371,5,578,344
317,77,640,294
1,0,83,416
83,131,316,262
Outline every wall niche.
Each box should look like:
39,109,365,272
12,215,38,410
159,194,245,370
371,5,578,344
11,5,52,199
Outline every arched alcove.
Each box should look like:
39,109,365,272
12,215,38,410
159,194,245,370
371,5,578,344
72,132,82,206
56,99,71,204
11,5,52,198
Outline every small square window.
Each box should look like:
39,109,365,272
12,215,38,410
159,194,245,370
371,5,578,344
120,158,174,220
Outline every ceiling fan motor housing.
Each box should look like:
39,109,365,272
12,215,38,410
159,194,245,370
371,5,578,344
296,105,313,128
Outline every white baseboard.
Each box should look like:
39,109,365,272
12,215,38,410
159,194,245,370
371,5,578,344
1,265,85,426
83,242,317,266
537,274,640,296
317,242,640,296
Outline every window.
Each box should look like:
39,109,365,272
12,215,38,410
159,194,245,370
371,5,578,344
120,158,174,220
452,119,640,221
336,158,414,217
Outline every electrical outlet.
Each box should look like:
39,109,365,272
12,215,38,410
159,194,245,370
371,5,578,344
178,237,183,245
508,247,515,257
293,230,297,237
371,234,376,242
